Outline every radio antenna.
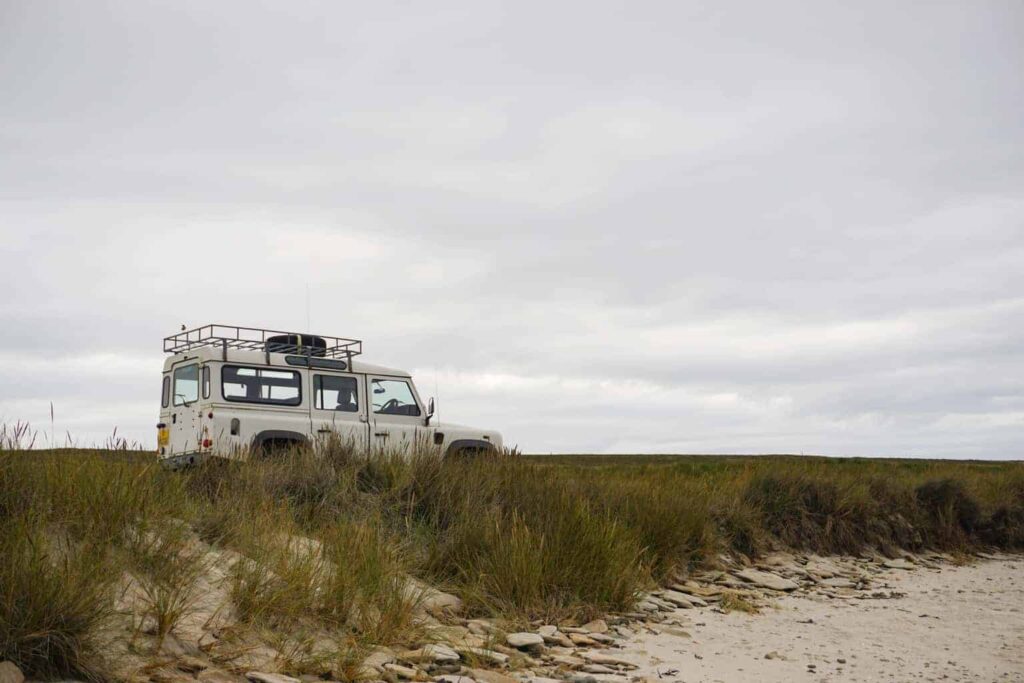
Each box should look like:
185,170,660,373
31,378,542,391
305,283,311,333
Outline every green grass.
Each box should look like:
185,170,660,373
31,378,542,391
1,437,1022,680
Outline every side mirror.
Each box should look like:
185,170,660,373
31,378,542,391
425,397,435,426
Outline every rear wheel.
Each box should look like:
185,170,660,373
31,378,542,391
255,438,303,458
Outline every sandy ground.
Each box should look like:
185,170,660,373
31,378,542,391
614,555,1024,683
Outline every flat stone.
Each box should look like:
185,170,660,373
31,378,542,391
580,619,608,634
454,647,509,666
245,674,300,683
433,676,474,683
383,663,420,679
883,558,916,570
568,633,598,647
670,582,722,598
657,590,694,608
550,654,585,668
466,619,500,636
506,632,544,649
580,664,615,674
0,662,25,683
580,652,638,670
362,649,397,673
401,644,460,663
467,668,519,683
734,568,799,592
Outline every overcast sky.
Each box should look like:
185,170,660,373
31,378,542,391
1,1,1022,457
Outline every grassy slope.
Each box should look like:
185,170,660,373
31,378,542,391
1,444,1022,680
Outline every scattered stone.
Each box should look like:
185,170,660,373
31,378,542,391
568,633,599,647
433,676,474,683
580,664,616,675
764,651,780,660
467,620,500,636
837,658,847,664
0,662,25,683
580,619,609,634
586,632,615,644
549,654,585,668
821,577,856,589
362,649,397,675
657,590,695,608
883,558,916,570
426,644,462,663
245,674,300,683
383,663,420,680
506,632,544,650
580,652,638,670
467,668,519,683
670,582,721,598
568,675,598,683
734,568,799,592
454,647,509,666
405,578,464,616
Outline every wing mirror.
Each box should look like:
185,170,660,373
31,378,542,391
425,397,435,426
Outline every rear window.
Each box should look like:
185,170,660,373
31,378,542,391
222,365,302,406
173,364,199,406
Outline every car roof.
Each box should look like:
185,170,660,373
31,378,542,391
163,346,410,377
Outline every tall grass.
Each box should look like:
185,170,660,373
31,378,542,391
1,437,1022,681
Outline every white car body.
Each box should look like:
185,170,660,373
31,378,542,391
157,325,502,467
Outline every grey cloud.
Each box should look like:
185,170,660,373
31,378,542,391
1,0,1022,455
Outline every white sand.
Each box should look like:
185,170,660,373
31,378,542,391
613,556,1024,682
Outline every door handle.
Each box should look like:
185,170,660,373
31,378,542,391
317,428,332,434
374,432,389,438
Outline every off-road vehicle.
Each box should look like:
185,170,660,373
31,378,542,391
157,324,502,467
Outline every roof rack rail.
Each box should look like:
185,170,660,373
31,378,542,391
164,324,363,361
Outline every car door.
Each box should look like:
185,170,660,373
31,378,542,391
309,370,370,449
367,375,423,453
169,360,203,455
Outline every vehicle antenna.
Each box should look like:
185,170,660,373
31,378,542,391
305,283,311,333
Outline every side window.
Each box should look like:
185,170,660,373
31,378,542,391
161,376,170,408
173,364,199,406
222,366,302,406
202,366,211,399
314,375,359,412
371,379,421,417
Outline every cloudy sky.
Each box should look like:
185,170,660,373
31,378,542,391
1,1,1022,457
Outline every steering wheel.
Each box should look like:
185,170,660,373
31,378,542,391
379,398,401,413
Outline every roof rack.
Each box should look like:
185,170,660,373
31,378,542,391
164,324,363,361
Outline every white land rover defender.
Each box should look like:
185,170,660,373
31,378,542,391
157,324,503,468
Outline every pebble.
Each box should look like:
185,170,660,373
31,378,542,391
0,663,22,683
245,674,300,683
506,632,544,649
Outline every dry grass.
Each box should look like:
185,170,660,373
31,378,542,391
1,430,1023,680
